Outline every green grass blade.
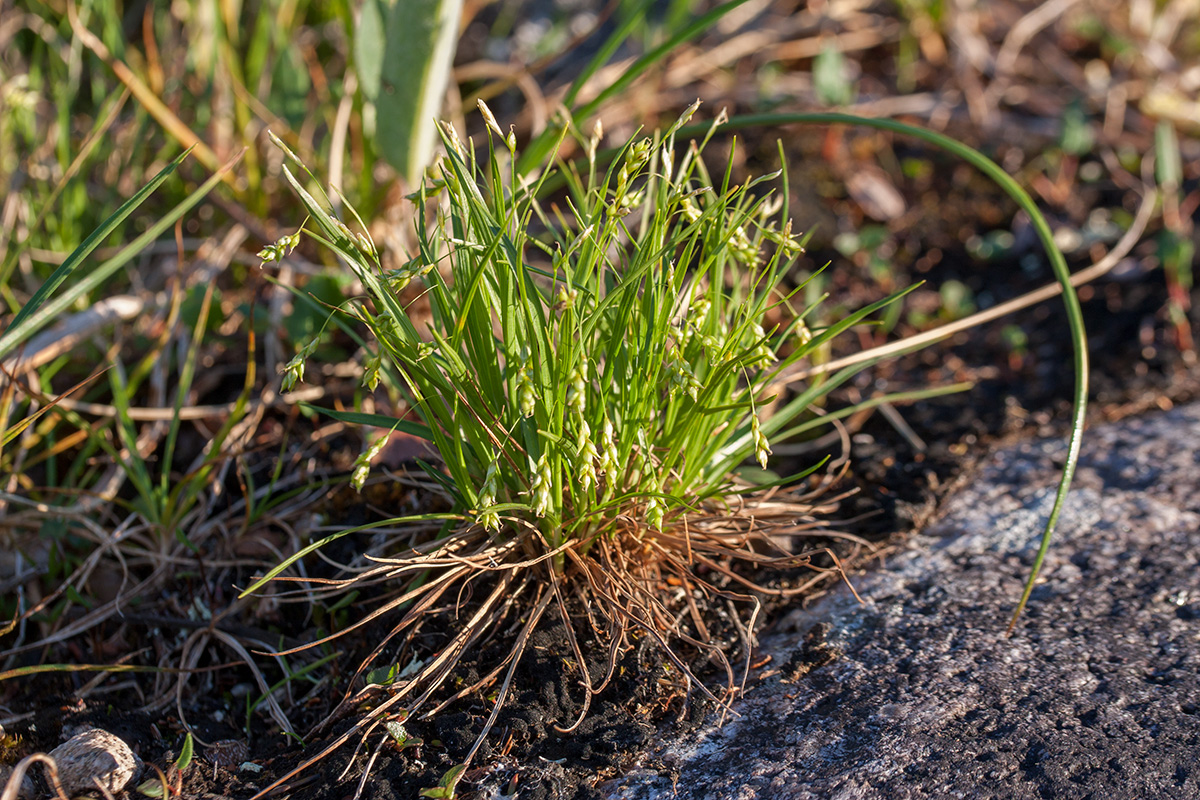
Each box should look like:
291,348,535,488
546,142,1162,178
238,512,462,598
773,382,974,440
517,0,752,174
687,112,1087,627
560,0,651,110
706,457,831,499
0,151,235,362
576,0,751,120
0,148,192,354
301,404,433,440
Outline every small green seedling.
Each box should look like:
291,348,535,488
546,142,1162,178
136,732,193,798
420,764,465,799
385,718,424,752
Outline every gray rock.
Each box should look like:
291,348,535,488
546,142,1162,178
606,402,1200,800
47,727,142,796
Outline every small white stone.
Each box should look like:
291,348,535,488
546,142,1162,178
47,728,142,796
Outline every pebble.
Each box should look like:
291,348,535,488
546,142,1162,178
47,728,142,796
204,738,250,768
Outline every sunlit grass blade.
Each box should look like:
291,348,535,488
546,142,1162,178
300,405,433,440
559,0,654,112
237,512,464,598
0,150,240,363
0,148,192,351
677,111,1087,627
0,367,106,451
518,0,753,174
773,382,975,440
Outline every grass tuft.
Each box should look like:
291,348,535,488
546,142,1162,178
243,105,920,791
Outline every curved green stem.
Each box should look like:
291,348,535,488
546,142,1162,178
678,112,1086,629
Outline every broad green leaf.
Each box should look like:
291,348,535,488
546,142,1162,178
355,0,389,100
271,47,313,129
813,42,854,106
420,765,466,799
1059,99,1094,156
1156,120,1182,188
374,0,463,185
177,733,195,771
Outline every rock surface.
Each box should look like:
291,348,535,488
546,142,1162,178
605,403,1200,800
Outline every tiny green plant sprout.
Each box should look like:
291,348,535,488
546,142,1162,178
243,103,1042,793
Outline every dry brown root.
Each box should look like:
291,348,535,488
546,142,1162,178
245,478,872,800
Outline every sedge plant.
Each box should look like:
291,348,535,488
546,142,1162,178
243,103,970,793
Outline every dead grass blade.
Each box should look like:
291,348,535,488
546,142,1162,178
1,753,69,800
